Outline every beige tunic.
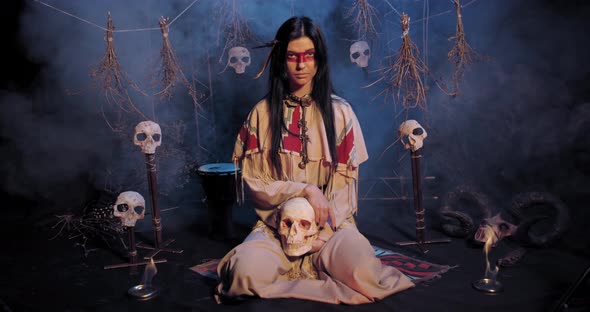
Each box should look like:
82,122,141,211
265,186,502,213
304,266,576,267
215,95,414,304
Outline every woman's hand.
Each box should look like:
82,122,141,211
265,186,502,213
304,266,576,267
303,185,336,231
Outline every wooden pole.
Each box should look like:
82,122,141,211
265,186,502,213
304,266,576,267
136,152,182,258
127,226,138,264
145,153,163,249
395,131,450,252
411,148,425,245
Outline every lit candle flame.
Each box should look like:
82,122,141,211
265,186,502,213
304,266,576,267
141,258,158,286
482,225,499,280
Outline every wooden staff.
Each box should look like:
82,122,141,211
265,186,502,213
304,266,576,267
136,153,183,258
145,153,163,248
396,121,450,252
127,226,138,264
411,148,425,245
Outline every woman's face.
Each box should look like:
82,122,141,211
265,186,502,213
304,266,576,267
285,36,317,94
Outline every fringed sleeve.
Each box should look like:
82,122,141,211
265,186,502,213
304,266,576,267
327,96,369,228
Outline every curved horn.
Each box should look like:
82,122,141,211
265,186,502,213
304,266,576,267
440,211,474,237
439,185,493,238
510,191,570,247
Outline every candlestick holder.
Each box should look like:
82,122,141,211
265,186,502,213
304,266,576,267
127,258,160,300
128,284,159,300
472,277,503,293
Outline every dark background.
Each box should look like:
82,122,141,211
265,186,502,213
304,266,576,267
1,0,589,311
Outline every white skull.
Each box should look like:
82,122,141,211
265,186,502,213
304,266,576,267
278,197,319,257
398,119,427,152
227,47,251,74
113,191,146,227
133,121,162,154
349,41,371,68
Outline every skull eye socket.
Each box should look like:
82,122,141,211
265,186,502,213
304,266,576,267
241,57,250,63
116,204,129,213
282,219,293,229
134,206,145,214
136,133,147,141
230,56,238,64
498,223,509,233
363,49,370,55
300,220,311,230
351,52,361,59
412,128,424,136
152,134,161,142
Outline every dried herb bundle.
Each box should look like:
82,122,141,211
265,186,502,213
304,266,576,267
346,0,379,42
155,16,199,105
215,0,258,65
371,13,428,111
447,0,482,94
90,13,147,129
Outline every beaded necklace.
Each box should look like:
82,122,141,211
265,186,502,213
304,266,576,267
284,93,312,169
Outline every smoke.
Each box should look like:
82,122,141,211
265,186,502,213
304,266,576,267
424,0,590,201
2,0,589,235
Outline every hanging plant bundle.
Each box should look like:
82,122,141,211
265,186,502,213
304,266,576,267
90,13,147,129
156,16,199,105
346,0,379,42
447,0,483,94
156,17,210,164
216,0,258,70
371,13,429,111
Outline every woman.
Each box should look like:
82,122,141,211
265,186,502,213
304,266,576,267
215,16,414,304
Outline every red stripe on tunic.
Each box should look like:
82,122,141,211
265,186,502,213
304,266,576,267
239,123,259,151
336,126,354,164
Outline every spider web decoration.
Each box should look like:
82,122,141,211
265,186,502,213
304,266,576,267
89,13,148,131
447,0,484,95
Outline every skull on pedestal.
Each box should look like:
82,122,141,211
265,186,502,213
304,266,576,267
349,41,371,68
113,191,146,227
398,119,427,152
278,197,319,257
134,121,162,154
227,47,251,74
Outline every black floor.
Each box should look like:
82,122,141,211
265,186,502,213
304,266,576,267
3,194,590,312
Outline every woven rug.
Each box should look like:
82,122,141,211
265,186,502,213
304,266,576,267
190,245,454,283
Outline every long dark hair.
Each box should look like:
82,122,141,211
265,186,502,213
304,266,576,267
266,16,337,178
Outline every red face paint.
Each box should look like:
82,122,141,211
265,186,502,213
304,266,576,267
286,49,315,63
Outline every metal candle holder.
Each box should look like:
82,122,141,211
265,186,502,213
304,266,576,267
472,278,503,293
128,284,159,300
128,258,160,300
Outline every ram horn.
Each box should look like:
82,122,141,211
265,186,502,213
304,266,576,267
439,185,493,238
509,191,570,247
